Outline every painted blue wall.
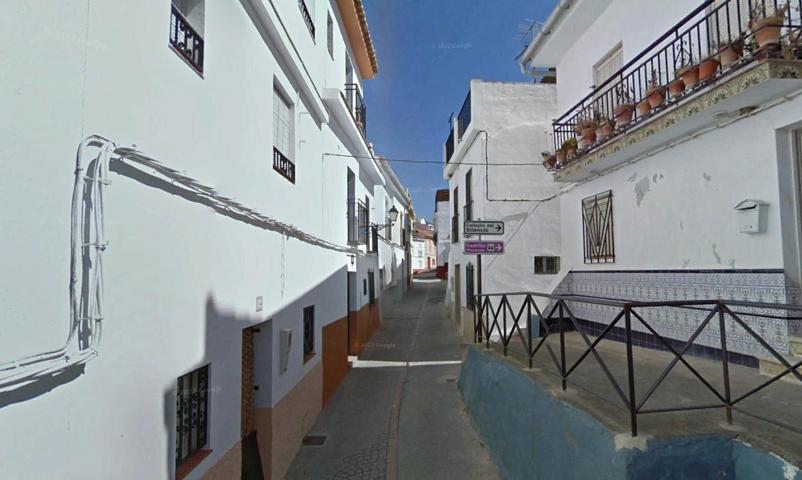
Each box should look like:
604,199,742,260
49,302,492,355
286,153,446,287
458,346,800,480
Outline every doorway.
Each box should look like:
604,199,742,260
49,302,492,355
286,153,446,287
241,326,264,479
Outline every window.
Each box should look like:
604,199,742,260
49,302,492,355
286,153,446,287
303,306,315,361
466,263,475,310
327,12,334,58
347,169,357,244
273,87,295,182
464,169,473,228
357,200,369,245
534,256,561,275
582,191,615,264
451,187,459,243
175,364,210,468
363,278,367,295
299,0,315,38
170,0,205,74
593,44,623,89
368,269,376,305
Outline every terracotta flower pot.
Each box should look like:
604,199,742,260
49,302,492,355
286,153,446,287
566,147,577,159
596,121,615,141
699,57,720,82
751,16,785,47
678,65,700,89
637,98,652,116
668,78,686,97
543,155,557,170
614,104,634,126
556,150,567,164
646,87,667,108
581,128,597,143
719,43,743,67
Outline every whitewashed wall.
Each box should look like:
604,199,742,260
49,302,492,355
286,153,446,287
446,81,559,312
0,1,399,478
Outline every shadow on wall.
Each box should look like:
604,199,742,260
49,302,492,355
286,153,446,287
0,364,86,409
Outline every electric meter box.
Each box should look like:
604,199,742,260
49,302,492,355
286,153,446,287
734,200,768,234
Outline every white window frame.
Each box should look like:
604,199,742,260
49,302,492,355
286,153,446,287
273,85,294,160
593,43,623,89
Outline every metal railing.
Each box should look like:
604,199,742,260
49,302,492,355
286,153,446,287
552,0,802,164
457,90,472,140
169,3,204,74
474,291,802,437
347,198,359,245
345,83,367,137
272,147,295,183
298,0,315,38
445,126,455,163
357,200,369,245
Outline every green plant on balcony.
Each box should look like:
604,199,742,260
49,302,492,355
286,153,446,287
718,35,746,67
594,109,615,142
781,27,802,59
562,137,578,161
750,1,789,48
541,151,557,170
645,69,667,109
675,41,699,90
614,85,636,127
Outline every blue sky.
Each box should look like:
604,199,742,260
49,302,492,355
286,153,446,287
362,0,558,220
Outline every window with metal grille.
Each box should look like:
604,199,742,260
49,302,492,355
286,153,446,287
175,364,209,468
451,187,459,243
273,87,295,182
582,191,615,264
326,12,334,58
368,269,376,305
464,169,473,234
466,263,475,310
303,306,314,360
534,256,561,274
357,200,368,245
347,169,357,244
169,1,205,75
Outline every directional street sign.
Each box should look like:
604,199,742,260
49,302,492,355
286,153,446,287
464,241,504,255
464,220,505,235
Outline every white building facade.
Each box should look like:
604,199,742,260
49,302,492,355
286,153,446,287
443,80,559,339
0,1,410,479
519,0,802,365
433,189,451,279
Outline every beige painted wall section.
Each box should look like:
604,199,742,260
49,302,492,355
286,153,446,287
255,361,323,479
201,441,242,480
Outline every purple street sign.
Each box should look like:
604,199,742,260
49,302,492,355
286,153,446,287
464,241,504,255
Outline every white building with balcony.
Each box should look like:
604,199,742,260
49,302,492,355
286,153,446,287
0,1,410,479
443,80,558,339
519,0,802,370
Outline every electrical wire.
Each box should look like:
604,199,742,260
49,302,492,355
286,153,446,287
323,152,546,167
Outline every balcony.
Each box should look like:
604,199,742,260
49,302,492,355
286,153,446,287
549,0,802,182
345,83,367,137
457,90,472,140
445,126,455,163
169,3,204,74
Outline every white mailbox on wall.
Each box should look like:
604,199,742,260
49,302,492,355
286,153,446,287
734,200,768,234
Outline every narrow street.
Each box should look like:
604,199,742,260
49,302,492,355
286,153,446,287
286,273,499,480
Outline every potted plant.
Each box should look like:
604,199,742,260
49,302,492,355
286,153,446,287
562,137,578,160
781,28,802,59
595,114,615,142
613,86,636,126
576,118,598,148
718,36,745,67
750,1,789,48
555,147,567,164
675,41,700,90
636,96,652,116
698,43,721,82
645,69,667,108
541,151,557,170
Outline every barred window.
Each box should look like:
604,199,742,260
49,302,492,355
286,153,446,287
582,191,615,264
175,364,210,468
368,269,376,305
273,87,293,160
534,256,560,274
303,306,314,361
466,263,475,310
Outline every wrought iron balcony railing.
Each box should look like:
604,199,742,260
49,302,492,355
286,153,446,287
298,0,315,38
457,90,472,140
445,126,455,163
474,292,802,437
552,0,802,168
345,83,367,137
273,147,295,183
169,3,204,74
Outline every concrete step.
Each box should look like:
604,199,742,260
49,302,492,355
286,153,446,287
759,354,802,385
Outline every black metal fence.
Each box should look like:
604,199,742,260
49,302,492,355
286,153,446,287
474,291,802,437
552,0,802,163
457,90,472,140
345,83,367,137
445,126,455,163
169,3,204,74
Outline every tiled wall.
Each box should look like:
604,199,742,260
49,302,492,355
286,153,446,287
554,270,801,358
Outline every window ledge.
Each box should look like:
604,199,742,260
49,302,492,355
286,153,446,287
176,449,212,480
303,352,316,364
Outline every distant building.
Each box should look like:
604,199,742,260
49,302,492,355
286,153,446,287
443,80,558,338
433,189,451,278
412,219,436,273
